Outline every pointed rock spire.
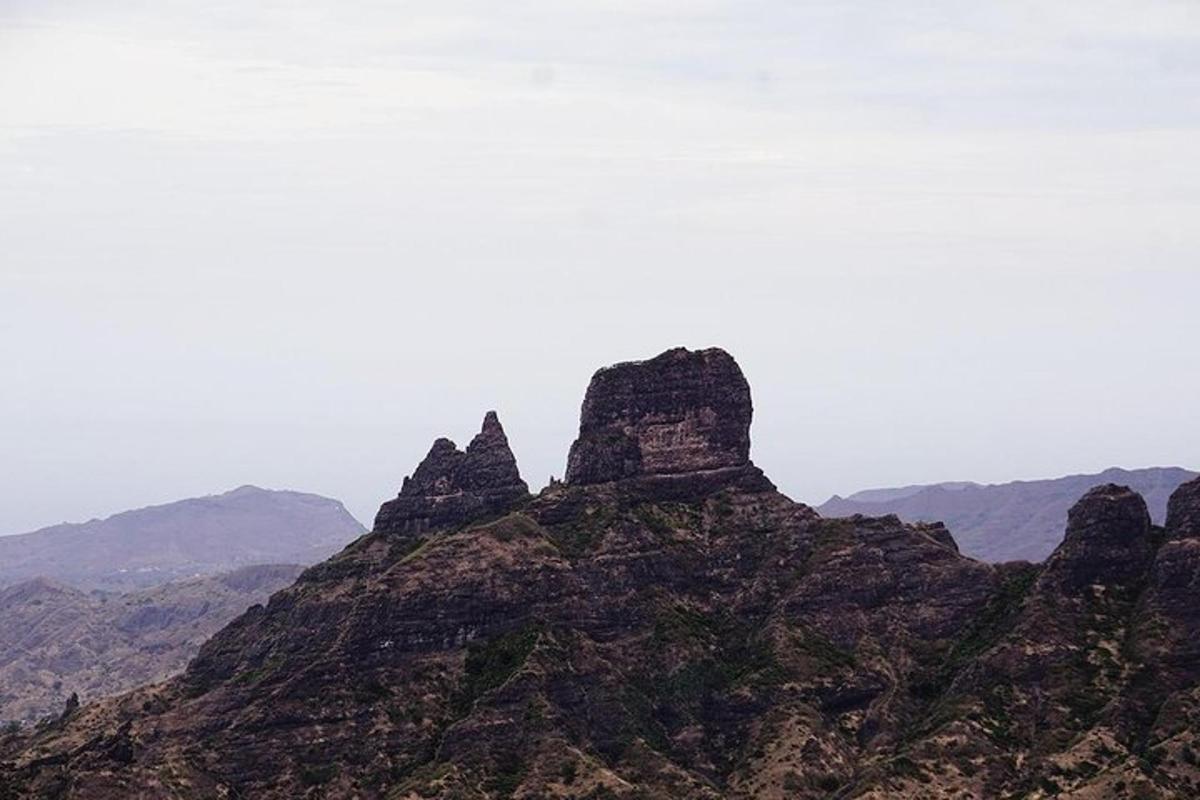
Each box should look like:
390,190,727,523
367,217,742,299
462,411,525,490
374,412,529,536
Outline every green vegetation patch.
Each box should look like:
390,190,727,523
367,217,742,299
451,625,540,715
546,505,617,559
484,750,529,799
397,537,434,565
298,762,339,786
477,513,543,543
633,502,702,539
647,604,788,710
811,519,857,554
233,654,286,686
917,567,1038,698
791,625,857,670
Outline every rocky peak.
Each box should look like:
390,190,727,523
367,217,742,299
1041,483,1155,592
462,411,525,490
1165,475,1200,540
564,347,754,486
373,412,529,536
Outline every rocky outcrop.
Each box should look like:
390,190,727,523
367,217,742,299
1166,474,1200,539
373,412,530,536
565,347,754,486
1038,483,1155,593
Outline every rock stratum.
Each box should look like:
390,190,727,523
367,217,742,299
3,347,1199,799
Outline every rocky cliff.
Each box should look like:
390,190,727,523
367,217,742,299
2,347,1198,800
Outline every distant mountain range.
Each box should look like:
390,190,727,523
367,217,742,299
818,466,1197,562
0,486,365,590
0,564,305,723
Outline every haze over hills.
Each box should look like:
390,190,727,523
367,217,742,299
818,466,1198,563
5,347,1199,799
0,486,366,591
0,564,305,724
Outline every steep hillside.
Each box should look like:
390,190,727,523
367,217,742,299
2,347,1197,799
0,564,304,724
819,467,1197,562
0,486,365,590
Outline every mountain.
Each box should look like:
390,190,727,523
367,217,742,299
0,486,365,590
819,467,1197,563
3,346,1199,799
0,564,304,724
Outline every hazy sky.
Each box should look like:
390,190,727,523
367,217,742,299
2,1,1198,534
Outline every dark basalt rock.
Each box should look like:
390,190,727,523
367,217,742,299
1040,483,1154,592
565,347,754,486
1166,474,1200,540
373,411,529,536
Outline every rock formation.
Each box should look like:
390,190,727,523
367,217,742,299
373,411,530,536
3,348,1199,800
1038,483,1155,592
565,347,753,483
1166,474,1200,540
563,347,773,502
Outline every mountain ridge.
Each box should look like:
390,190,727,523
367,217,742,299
818,466,1196,562
3,347,1198,799
0,486,366,591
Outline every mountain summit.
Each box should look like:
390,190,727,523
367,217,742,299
4,347,1199,799
0,486,365,591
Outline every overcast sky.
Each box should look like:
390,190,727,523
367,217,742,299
2,1,1198,534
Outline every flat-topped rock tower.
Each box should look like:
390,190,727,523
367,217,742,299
565,347,754,485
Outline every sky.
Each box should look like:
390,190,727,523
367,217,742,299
2,1,1199,534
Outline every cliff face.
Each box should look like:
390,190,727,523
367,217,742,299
3,348,1198,800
